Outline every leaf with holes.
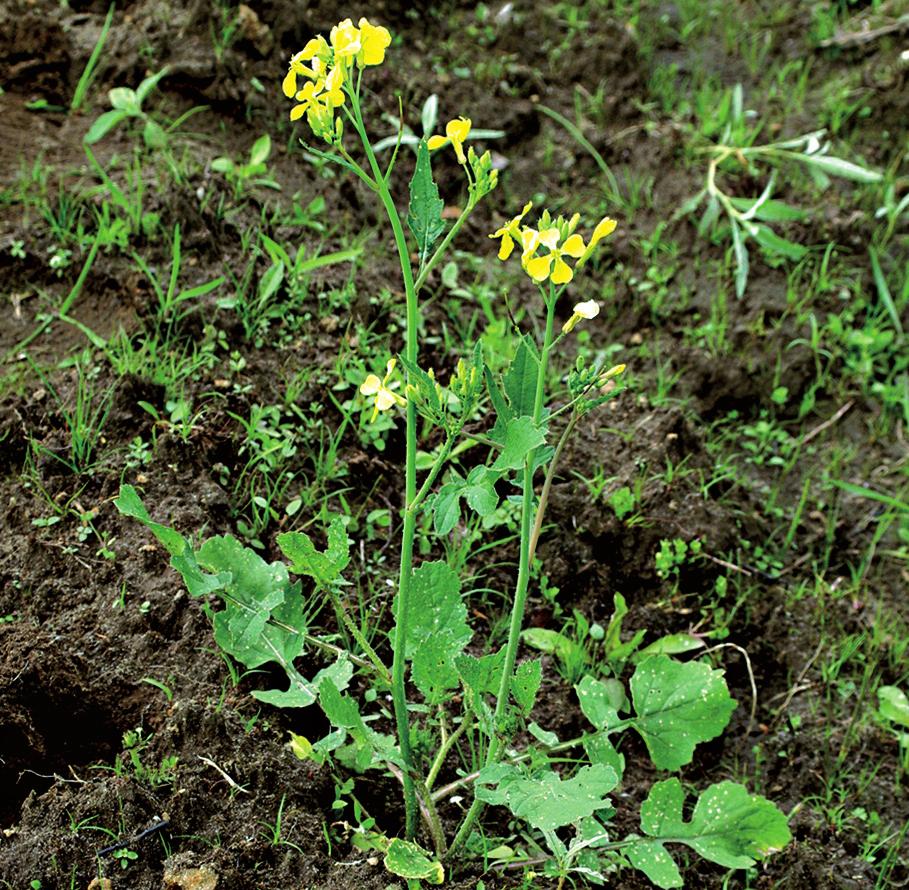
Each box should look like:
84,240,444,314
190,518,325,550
626,778,791,887
626,656,737,770
475,763,619,831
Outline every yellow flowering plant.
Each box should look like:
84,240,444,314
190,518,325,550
116,16,791,889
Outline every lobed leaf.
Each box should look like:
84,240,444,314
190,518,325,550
475,763,619,832
628,655,737,770
627,778,791,888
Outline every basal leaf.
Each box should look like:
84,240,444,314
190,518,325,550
637,778,791,871
629,655,737,770
114,484,227,598
384,838,444,885
492,416,546,471
583,733,625,780
407,139,445,265
475,763,619,832
503,337,539,418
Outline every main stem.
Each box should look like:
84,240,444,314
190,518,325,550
350,87,419,839
448,287,557,858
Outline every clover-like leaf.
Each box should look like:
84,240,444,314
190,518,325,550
628,655,737,770
626,778,791,887
475,763,619,832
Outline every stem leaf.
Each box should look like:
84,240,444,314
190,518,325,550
406,139,446,266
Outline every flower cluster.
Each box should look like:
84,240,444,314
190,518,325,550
490,205,616,287
282,17,391,142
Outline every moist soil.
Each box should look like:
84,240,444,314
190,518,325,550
1,1,907,888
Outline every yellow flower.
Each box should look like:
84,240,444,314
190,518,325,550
577,216,617,266
427,117,472,164
490,201,532,261
357,17,391,66
360,359,405,421
522,228,586,285
330,18,361,60
562,300,600,333
282,38,330,98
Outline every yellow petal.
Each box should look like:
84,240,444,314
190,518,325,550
360,374,381,396
427,135,448,151
551,256,574,285
590,217,617,247
562,233,586,258
446,117,472,143
526,254,554,282
282,68,298,98
358,18,391,66
289,103,309,121
497,233,514,261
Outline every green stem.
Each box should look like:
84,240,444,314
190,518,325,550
407,432,454,513
426,712,473,791
326,588,391,685
413,197,477,293
350,86,420,840
447,288,557,860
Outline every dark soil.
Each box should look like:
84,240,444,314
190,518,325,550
1,1,907,888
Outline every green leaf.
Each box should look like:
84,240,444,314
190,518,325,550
626,839,682,889
522,627,582,663
628,655,737,770
114,484,226,598
753,225,807,261
84,109,128,144
878,686,909,728
583,733,625,780
492,416,545,471
801,153,882,183
384,838,444,885
135,66,169,104
631,778,791,876
730,217,749,299
475,763,619,832
456,648,506,697
433,483,462,535
143,119,167,149
407,139,445,266
503,337,539,418
277,516,350,587
258,261,285,306
484,365,513,426
108,86,138,112
464,466,499,516
727,197,806,222
249,133,271,167
576,675,623,730
632,633,706,662
396,561,471,702
512,658,542,715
